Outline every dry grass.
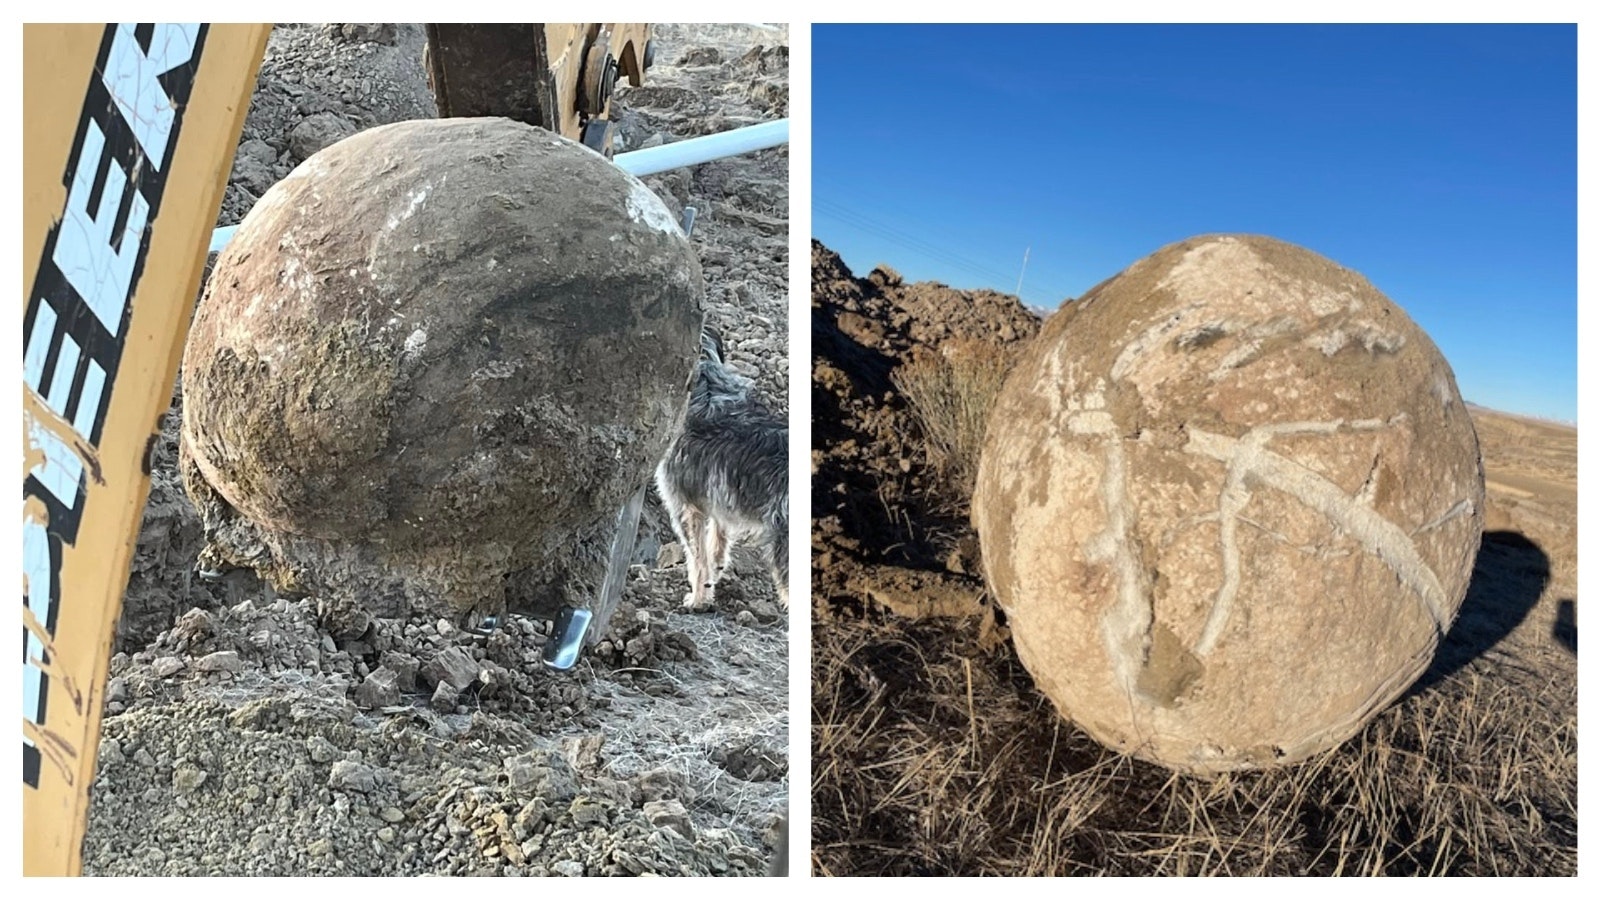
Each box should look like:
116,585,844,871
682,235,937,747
810,614,1577,876
891,339,1016,501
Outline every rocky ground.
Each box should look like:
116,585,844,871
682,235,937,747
83,23,789,877
810,240,1577,876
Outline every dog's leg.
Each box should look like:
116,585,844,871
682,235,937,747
684,508,714,609
767,515,788,608
709,518,734,582
656,465,703,608
698,517,730,608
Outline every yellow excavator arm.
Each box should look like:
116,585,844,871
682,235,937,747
22,22,271,876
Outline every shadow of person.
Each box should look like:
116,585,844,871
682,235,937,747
1553,598,1577,654
1411,530,1549,693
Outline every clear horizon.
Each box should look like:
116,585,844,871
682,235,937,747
814,24,1577,423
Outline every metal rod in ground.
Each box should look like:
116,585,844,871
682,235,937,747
587,484,647,647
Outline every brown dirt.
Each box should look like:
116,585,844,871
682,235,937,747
810,240,1577,876
83,23,789,877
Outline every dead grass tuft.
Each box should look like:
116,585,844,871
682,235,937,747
890,339,1016,502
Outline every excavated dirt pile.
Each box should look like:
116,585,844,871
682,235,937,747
810,239,1040,622
85,23,789,877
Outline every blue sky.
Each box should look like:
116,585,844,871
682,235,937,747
814,25,1577,422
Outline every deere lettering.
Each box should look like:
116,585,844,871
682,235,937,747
22,23,207,789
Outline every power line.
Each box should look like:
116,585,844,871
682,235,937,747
814,198,1073,303
816,200,1019,287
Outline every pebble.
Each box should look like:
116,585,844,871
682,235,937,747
195,650,243,673
430,681,459,713
307,736,340,764
152,657,186,678
552,860,585,877
656,542,685,568
569,797,610,827
378,651,420,691
422,646,479,691
353,667,401,709
329,759,380,793
171,765,208,793
644,799,695,839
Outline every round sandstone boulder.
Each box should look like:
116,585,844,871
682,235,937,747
181,117,703,621
972,234,1484,773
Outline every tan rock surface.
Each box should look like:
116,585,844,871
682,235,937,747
973,234,1485,772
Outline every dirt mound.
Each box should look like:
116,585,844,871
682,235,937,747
86,564,783,876
87,23,789,877
218,24,436,229
810,239,1038,622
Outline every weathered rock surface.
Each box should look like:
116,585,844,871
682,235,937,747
973,233,1485,772
181,117,704,623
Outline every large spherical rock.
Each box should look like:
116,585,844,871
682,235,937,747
973,234,1484,773
181,118,703,620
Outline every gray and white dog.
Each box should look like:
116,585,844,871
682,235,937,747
655,327,788,610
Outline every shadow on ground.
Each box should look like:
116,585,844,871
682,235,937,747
1412,530,1548,692
1553,598,1577,653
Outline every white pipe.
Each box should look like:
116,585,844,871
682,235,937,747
207,119,788,253
615,118,787,177
209,225,237,254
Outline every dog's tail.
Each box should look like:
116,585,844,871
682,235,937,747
701,326,726,365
